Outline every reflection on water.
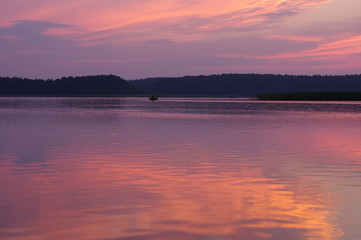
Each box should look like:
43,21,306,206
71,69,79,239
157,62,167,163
1,97,361,240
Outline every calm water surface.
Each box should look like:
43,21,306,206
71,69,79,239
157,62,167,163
1,97,361,240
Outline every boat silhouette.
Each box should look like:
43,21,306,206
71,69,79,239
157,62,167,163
149,95,158,101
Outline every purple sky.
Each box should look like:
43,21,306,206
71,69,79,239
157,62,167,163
1,0,361,79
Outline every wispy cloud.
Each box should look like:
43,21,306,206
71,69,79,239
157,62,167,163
3,0,361,78
1,0,331,44
266,35,361,59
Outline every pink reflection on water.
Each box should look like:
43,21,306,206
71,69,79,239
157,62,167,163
0,149,342,240
3,98,361,239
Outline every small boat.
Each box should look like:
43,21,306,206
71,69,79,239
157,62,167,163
149,95,158,101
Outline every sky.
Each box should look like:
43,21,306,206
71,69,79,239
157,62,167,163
1,0,361,80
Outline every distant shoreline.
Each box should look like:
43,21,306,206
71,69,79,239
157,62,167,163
257,92,361,101
0,94,253,99
3,74,361,97
0,94,147,98
2,92,361,101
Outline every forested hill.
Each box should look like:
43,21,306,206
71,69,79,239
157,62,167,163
131,74,361,97
0,75,143,95
2,74,361,96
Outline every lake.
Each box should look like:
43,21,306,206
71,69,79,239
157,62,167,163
1,97,361,240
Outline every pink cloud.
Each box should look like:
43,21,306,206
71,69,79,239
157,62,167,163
2,0,361,78
1,0,332,44
265,35,361,59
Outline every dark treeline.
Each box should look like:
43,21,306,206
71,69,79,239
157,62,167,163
131,74,361,97
2,73,361,97
0,75,143,95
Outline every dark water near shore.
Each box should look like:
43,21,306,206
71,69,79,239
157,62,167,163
1,97,361,240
